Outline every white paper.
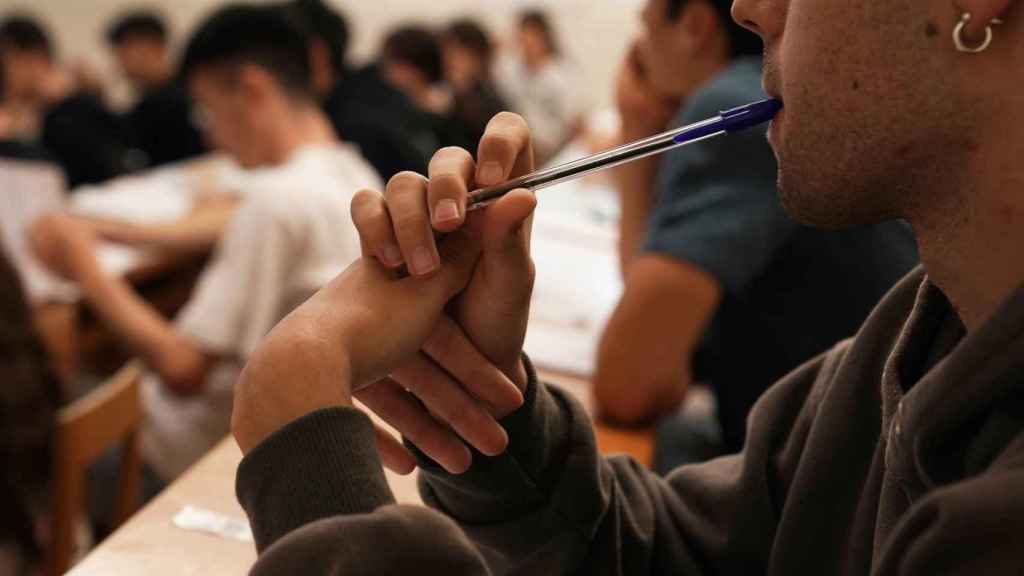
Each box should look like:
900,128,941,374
172,505,254,543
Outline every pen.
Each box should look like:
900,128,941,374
466,98,783,211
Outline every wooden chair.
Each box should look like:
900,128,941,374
48,361,144,576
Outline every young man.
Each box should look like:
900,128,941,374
106,11,206,168
594,0,917,465
0,14,129,187
31,4,380,484
285,0,436,180
230,0,1023,574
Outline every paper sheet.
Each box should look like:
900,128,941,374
172,506,254,543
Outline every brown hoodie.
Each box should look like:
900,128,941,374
236,268,1024,574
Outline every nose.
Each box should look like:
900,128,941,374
731,0,781,43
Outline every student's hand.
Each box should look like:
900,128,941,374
29,213,101,281
615,42,680,139
353,112,538,392
232,228,524,474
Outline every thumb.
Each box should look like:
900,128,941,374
480,188,536,274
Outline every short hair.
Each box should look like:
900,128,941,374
382,26,443,85
444,19,495,68
518,9,560,57
285,0,351,74
666,0,762,58
180,4,313,99
106,11,169,46
0,15,53,58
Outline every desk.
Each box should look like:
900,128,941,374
70,371,654,576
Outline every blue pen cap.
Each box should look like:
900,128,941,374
719,98,783,133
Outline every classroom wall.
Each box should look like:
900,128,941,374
0,0,643,110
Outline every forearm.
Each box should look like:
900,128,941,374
71,250,201,385
611,143,659,275
86,204,235,252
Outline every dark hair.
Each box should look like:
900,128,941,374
0,15,53,58
444,19,495,68
180,4,313,99
666,0,762,58
382,26,443,85
106,10,168,46
285,0,351,74
518,9,559,57
0,248,61,564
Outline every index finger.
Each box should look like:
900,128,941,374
475,112,535,188
427,147,475,233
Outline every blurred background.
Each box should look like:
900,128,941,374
5,0,642,110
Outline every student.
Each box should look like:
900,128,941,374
495,9,582,163
380,25,481,152
0,248,61,576
106,11,206,168
0,14,132,188
594,0,918,468
441,19,510,152
227,0,1024,572
380,26,447,116
30,4,381,485
285,0,436,180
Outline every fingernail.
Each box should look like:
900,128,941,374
380,244,402,267
477,161,503,186
410,246,437,276
433,199,461,225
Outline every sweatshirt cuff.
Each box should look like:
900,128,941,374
415,355,589,524
236,407,396,552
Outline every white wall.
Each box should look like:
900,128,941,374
0,0,643,109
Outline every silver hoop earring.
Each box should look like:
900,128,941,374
953,13,1004,53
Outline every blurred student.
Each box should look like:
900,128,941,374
0,14,132,188
0,51,50,162
495,9,582,163
0,248,62,576
380,26,448,117
30,4,381,486
441,19,509,151
106,10,206,168
594,0,917,469
286,0,435,180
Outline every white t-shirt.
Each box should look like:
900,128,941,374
496,56,584,161
141,143,382,481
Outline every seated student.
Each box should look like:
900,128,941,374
285,0,436,180
594,0,918,468
0,248,62,576
0,14,131,188
105,10,206,169
441,19,510,152
30,3,381,486
380,26,447,117
495,9,583,163
227,0,1024,572
0,50,50,162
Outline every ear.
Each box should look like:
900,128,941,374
956,0,1015,40
235,63,273,105
679,0,723,53
308,38,334,94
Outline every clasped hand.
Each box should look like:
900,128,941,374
232,113,538,475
